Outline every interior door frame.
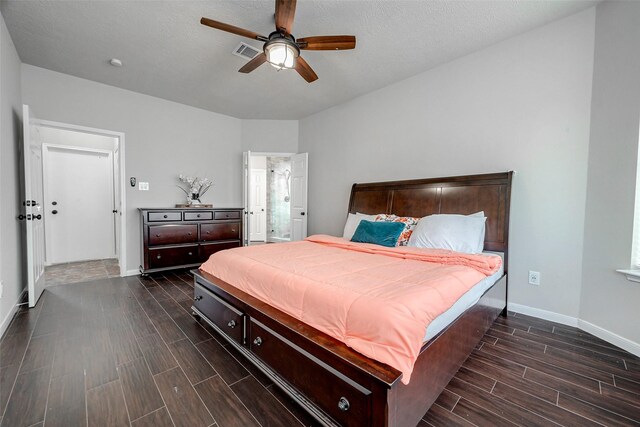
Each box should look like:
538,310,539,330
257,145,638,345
34,119,127,277
42,143,116,265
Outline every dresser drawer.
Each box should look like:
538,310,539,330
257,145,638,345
199,241,240,261
193,283,244,345
249,320,371,427
201,223,240,242
184,211,213,221
148,225,198,246
148,211,182,222
214,210,241,220
149,245,199,269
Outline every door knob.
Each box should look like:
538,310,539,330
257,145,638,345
300,212,306,216
52,201,57,205
52,210,58,215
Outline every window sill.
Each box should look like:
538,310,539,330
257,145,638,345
616,269,640,283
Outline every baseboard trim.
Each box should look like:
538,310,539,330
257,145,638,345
1,288,27,339
578,319,640,358
125,269,140,277
508,303,640,358
508,303,579,327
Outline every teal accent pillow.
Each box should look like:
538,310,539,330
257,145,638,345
350,220,406,247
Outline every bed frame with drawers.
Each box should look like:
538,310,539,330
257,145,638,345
191,172,513,427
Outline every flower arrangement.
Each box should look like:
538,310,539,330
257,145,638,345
177,174,213,204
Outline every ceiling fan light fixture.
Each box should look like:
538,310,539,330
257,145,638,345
264,37,299,70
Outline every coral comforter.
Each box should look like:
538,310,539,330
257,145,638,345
199,234,502,383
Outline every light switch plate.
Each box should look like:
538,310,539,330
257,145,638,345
138,182,149,191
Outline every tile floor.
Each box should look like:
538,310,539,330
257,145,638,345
44,258,120,286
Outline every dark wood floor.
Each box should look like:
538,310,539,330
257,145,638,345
1,272,639,427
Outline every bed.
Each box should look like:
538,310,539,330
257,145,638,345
191,171,513,427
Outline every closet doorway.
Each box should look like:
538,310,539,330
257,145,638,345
243,151,308,245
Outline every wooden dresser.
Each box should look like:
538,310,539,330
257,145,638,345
139,207,243,274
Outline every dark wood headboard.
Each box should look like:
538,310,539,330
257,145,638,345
348,172,513,267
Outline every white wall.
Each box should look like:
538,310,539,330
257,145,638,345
299,10,596,320
580,1,640,347
21,64,243,274
241,119,298,153
39,126,116,151
0,10,24,333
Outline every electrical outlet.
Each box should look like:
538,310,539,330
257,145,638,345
138,182,149,191
528,271,540,285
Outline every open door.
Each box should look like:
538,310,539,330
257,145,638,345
242,151,252,245
290,153,308,241
22,105,46,307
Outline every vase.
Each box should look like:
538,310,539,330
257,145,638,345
188,193,201,205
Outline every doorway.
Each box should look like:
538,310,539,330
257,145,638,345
243,152,307,245
36,120,126,279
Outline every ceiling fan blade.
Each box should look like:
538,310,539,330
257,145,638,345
275,0,297,35
239,53,267,73
297,35,356,50
201,17,265,41
295,56,318,83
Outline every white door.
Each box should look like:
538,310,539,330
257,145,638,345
22,105,46,307
242,151,252,245
43,145,115,264
290,153,308,241
249,168,267,242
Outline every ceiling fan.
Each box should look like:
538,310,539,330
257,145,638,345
200,0,356,83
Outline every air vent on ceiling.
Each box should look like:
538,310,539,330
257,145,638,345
232,42,261,60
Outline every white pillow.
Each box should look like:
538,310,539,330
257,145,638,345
407,211,487,254
342,212,378,239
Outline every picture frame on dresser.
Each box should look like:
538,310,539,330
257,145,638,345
139,207,243,275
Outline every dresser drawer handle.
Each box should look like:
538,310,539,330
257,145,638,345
156,255,161,259
197,214,201,218
225,214,229,218
163,215,168,218
231,229,236,232
338,397,350,412
188,252,193,256
194,295,203,301
206,231,210,234
227,320,236,328
253,337,262,346
188,232,192,236
155,234,160,237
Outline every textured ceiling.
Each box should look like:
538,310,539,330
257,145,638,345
1,0,597,119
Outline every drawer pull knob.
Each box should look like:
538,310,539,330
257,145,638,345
163,215,168,218
156,255,161,259
156,234,160,237
194,295,203,301
188,232,192,235
197,214,200,218
227,320,236,328
338,397,350,412
253,337,262,346
188,252,193,256
231,229,236,232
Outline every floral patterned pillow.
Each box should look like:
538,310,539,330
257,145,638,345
374,214,420,246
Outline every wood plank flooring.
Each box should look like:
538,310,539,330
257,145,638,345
0,272,638,426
